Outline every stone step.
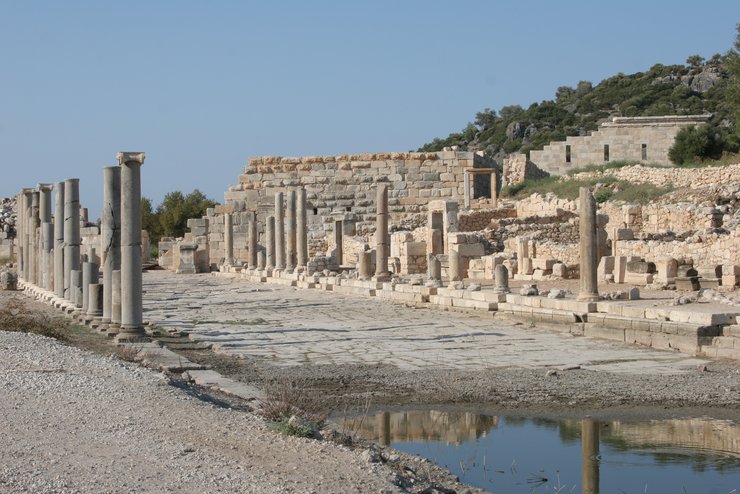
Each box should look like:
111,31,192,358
506,294,596,313
496,303,584,324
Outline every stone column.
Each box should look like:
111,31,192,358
53,182,65,297
81,261,99,314
463,172,471,209
286,189,297,271
30,190,40,285
38,184,53,290
265,216,275,269
87,284,104,318
70,269,82,308
578,187,599,302
427,254,441,281
493,264,510,293
248,213,258,269
101,166,121,327
41,222,53,290
374,185,389,279
223,213,233,266
21,189,33,280
63,179,81,301
15,191,23,278
448,248,462,282
490,172,498,208
581,419,600,494
117,151,146,341
257,251,266,270
358,250,372,280
296,188,308,268
274,192,285,270
333,220,343,267
110,269,121,335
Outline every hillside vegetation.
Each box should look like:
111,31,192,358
419,26,740,165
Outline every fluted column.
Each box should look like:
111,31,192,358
117,151,145,341
63,179,80,300
101,166,121,327
374,184,389,279
578,187,599,301
296,188,308,268
274,192,285,270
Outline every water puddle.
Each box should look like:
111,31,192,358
337,410,740,493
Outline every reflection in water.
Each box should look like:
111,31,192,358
338,410,740,493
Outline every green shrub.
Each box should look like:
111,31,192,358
669,125,726,165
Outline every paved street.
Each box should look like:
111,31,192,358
143,271,709,374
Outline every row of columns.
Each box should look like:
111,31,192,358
16,152,146,343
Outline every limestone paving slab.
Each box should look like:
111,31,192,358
142,271,711,375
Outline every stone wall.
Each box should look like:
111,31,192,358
571,162,740,189
528,115,710,176
501,153,550,186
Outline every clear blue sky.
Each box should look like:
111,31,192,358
2,1,737,215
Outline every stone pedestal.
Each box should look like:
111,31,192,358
102,166,121,325
63,179,81,301
176,243,198,274
116,152,145,341
578,188,599,301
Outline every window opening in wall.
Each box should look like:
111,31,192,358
565,145,571,163
641,143,647,160
313,207,318,215
345,206,351,212
603,144,610,162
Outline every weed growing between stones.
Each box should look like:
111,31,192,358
259,377,327,438
0,296,68,340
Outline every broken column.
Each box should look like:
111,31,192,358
274,192,285,270
265,216,275,269
358,250,372,280
493,264,510,293
374,184,390,279
81,261,98,314
101,166,121,329
286,189,296,271
63,179,81,301
427,254,441,281
53,181,65,298
223,212,233,267
87,283,103,318
248,212,258,270
117,151,145,341
577,187,599,302
296,187,308,268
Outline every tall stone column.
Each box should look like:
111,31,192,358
274,192,285,270
29,190,40,285
223,213,233,266
463,172,471,209
333,220,343,266
38,184,53,290
265,216,275,269
296,188,308,268
490,172,498,208
374,184,390,279
117,151,146,341
578,187,599,302
16,191,24,278
53,182,65,297
286,189,296,271
248,212,258,270
63,179,80,300
101,166,121,327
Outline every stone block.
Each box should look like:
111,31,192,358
597,256,615,282
520,257,533,275
623,272,653,285
552,263,567,279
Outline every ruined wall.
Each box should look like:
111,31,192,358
501,153,550,186
528,115,710,176
570,162,740,189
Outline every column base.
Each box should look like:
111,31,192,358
577,292,600,302
114,330,148,344
373,274,392,282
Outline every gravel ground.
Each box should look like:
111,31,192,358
0,330,408,494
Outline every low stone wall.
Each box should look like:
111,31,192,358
458,207,516,232
571,162,740,189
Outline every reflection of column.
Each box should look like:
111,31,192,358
581,419,600,494
117,152,145,341
102,166,121,327
376,411,391,447
375,185,389,278
578,188,599,301
53,182,65,297
286,189,296,271
296,188,308,268
63,179,81,301
274,192,285,270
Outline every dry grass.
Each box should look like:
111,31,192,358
0,296,68,340
259,377,328,437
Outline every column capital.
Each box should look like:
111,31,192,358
37,183,54,192
21,187,35,195
117,152,146,166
